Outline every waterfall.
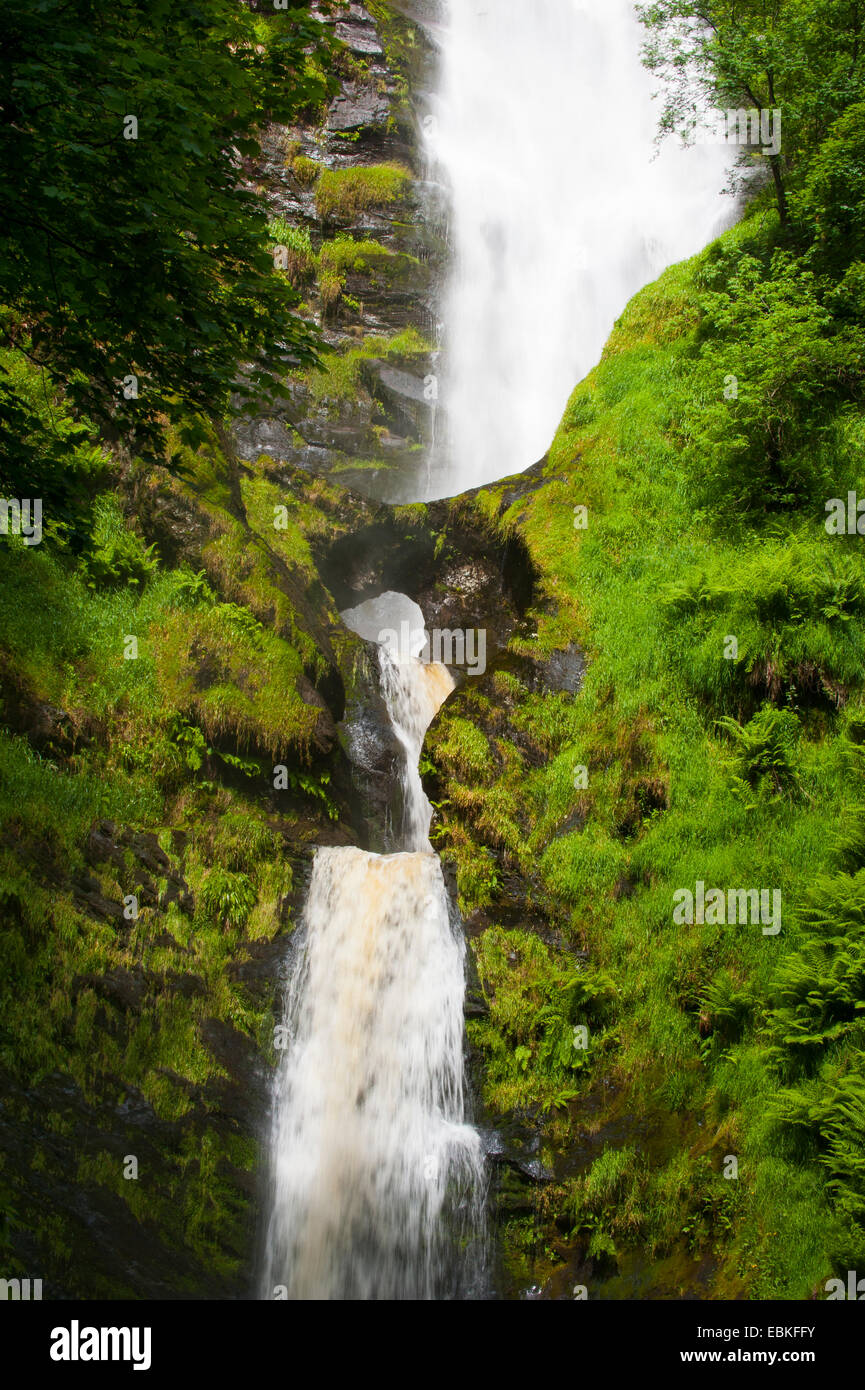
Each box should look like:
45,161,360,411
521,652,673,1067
260,2,737,1300
424,0,735,497
261,595,486,1299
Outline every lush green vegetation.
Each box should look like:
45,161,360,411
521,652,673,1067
432,151,865,1290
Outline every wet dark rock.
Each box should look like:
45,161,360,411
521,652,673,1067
132,485,214,569
359,357,433,439
86,820,194,914
319,517,438,607
551,809,586,840
0,655,93,759
199,1018,269,1124
335,18,384,56
30,703,75,753
463,991,489,1018
84,966,148,1011
234,415,305,468
159,877,195,915
339,263,434,333
340,686,402,779
87,819,123,864
126,831,172,877
317,503,538,653
514,1156,556,1183
71,879,125,924
151,931,194,955
337,645,408,851
483,1123,555,1184
328,80,390,134
297,674,338,753
227,937,292,997
165,972,207,1000
387,0,445,31
540,644,586,695
75,966,207,1011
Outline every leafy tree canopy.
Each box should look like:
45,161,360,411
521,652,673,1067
637,0,865,224
0,0,335,487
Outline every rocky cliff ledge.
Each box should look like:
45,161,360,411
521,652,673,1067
235,2,448,502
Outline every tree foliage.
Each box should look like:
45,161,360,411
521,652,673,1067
0,0,335,481
637,0,865,224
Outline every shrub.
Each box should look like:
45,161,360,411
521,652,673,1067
716,705,800,803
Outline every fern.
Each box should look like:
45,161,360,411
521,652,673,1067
716,704,800,803
198,867,256,931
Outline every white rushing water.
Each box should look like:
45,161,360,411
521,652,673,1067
262,596,485,1299
341,591,455,847
424,0,735,497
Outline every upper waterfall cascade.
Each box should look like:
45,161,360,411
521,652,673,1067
424,0,734,498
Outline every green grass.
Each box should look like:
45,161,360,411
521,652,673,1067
290,154,320,186
431,202,865,1296
315,162,411,222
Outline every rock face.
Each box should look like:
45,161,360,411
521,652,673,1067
337,643,406,853
235,2,447,502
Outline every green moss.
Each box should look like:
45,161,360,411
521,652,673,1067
312,233,420,312
303,326,431,407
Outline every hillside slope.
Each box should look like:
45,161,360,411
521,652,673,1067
426,196,865,1299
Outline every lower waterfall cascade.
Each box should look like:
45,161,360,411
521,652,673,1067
260,595,486,1299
